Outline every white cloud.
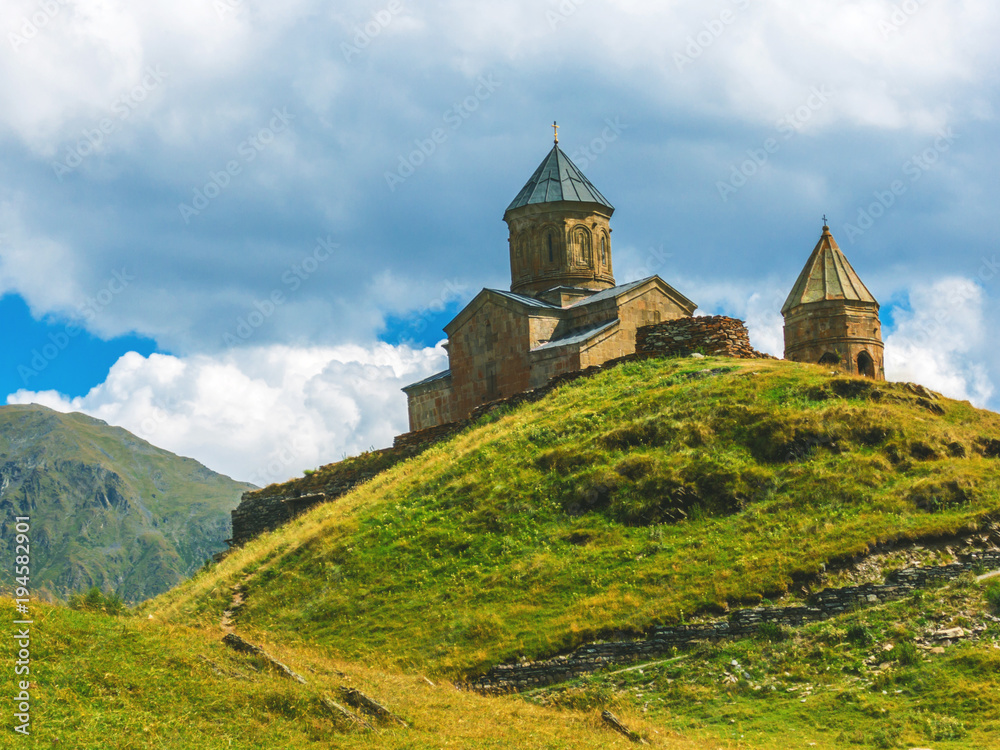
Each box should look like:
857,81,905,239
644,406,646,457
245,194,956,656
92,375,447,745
884,277,994,405
0,199,84,314
7,342,447,485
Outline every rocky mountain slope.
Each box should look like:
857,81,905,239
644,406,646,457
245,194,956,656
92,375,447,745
0,404,254,602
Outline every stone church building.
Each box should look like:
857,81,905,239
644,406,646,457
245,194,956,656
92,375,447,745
402,137,697,431
402,137,887,433
781,223,885,380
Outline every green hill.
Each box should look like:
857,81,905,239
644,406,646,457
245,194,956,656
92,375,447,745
0,404,254,602
4,357,1000,749
151,357,1000,674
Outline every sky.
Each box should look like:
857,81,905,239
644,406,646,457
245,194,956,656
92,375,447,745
1,0,998,485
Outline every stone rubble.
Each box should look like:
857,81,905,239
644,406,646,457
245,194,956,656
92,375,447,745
462,550,1000,694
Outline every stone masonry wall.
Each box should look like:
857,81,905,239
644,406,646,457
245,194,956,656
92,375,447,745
636,315,773,360
229,446,422,547
395,316,771,452
464,549,1000,694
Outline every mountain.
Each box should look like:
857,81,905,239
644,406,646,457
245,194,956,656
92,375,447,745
0,404,254,602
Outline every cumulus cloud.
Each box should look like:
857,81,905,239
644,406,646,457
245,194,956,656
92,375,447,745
884,277,994,406
7,342,447,484
0,0,996,356
1,0,998,485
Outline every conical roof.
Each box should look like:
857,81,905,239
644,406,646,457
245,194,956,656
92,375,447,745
781,225,878,314
505,144,614,214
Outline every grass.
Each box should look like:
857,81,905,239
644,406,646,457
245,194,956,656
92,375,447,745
2,597,715,749
10,356,1000,748
148,358,1000,676
528,576,1000,749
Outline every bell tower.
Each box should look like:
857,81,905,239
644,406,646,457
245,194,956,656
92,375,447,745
503,126,616,298
782,223,884,380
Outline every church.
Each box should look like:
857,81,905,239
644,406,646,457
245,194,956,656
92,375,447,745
402,132,697,431
402,131,886,433
781,223,885,381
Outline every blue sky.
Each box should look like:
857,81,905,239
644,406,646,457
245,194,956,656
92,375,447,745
1,0,998,482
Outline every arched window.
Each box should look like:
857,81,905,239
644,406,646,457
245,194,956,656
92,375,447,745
573,227,591,266
547,233,554,264
818,352,840,365
600,235,607,266
857,351,876,378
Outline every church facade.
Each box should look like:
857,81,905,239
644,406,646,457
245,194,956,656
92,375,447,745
402,138,697,432
782,223,885,380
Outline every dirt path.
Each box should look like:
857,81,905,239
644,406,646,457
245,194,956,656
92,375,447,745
220,579,248,633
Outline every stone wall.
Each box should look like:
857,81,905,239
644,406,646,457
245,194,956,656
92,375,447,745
784,300,885,380
636,315,772,360
229,446,422,547
393,353,643,451
464,549,1000,694
396,316,772,451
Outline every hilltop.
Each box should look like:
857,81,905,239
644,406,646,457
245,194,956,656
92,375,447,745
0,404,254,602
151,357,1000,676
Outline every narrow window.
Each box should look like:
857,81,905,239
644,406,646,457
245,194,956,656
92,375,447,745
548,234,554,263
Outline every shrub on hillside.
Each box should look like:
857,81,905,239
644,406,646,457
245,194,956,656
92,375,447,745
907,479,978,512
755,622,790,642
986,581,1000,614
69,587,126,616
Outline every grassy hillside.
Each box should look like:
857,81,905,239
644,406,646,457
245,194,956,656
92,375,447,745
149,357,1000,676
8,575,1000,749
1,597,711,750
0,404,254,601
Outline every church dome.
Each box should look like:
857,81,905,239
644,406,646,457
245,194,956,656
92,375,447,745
505,144,614,217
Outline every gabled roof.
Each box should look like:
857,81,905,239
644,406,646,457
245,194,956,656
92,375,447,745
505,145,614,213
485,288,560,310
401,369,451,393
444,276,697,335
781,226,879,314
567,278,646,308
530,320,618,352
